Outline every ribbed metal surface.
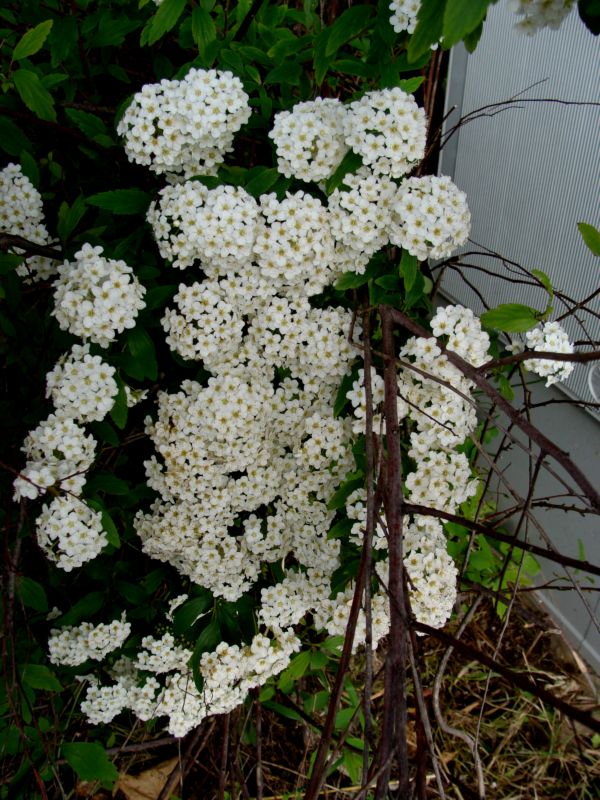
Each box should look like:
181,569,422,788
439,1,600,413
439,4,600,671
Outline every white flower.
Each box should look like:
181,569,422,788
344,88,427,177
52,244,146,347
389,175,471,260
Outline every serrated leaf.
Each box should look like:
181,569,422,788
13,20,53,61
65,109,113,146
190,619,221,691
0,118,32,156
101,510,120,548
333,367,359,417
62,742,118,788
480,303,540,333
144,285,178,310
325,6,374,57
327,475,364,510
399,249,418,292
192,6,216,52
56,592,105,627
20,664,62,693
173,593,213,636
397,76,425,93
109,378,128,430
325,149,362,195
244,168,280,197
531,268,554,298
13,69,56,122
16,577,48,612
577,222,600,256
86,472,130,496
443,0,490,48
56,195,87,242
143,0,186,46
408,0,446,63
18,150,39,187
328,518,354,539
87,189,150,215
264,61,301,86
124,327,158,381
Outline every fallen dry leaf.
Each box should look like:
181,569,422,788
113,756,179,800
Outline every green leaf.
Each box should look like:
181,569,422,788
443,0,490,48
0,117,32,156
325,6,374,57
333,367,359,417
327,474,364,510
463,20,484,52
397,76,425,94
12,20,53,61
56,592,105,627
328,518,354,540
331,59,376,78
56,195,87,242
19,149,39,187
399,249,418,292
192,6,216,52
496,374,514,402
143,0,187,46
531,268,554,298
173,593,213,636
264,61,302,86
86,472,130,496
87,189,150,215
16,577,48,613
334,706,355,730
62,742,118,788
144,285,178,310
49,16,77,66
325,150,362,195
577,0,600,35
262,700,304,723
577,222,600,256
313,28,332,85
13,69,56,122
20,664,62,693
89,420,120,446
408,0,446,63
101,510,120,548
480,303,540,333
65,109,114,147
124,327,158,381
190,619,221,691
109,378,128,430
90,16,140,48
244,167,280,197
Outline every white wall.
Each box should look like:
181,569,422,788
439,2,600,669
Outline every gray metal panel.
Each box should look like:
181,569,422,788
439,1,599,410
439,3,600,670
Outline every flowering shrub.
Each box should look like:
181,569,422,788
1,0,595,795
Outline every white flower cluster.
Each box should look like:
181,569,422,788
13,414,96,501
48,613,130,666
509,0,575,35
51,79,478,737
390,175,471,260
52,243,146,347
117,69,251,177
344,88,427,178
329,169,396,273
269,98,348,182
388,0,421,34
521,321,574,385
45,344,118,423
162,281,244,365
36,495,107,571
79,628,300,737
0,162,56,281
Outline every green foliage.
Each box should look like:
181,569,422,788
578,221,600,256
62,741,118,788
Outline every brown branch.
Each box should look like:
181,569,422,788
0,233,63,261
479,349,600,373
388,308,600,513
